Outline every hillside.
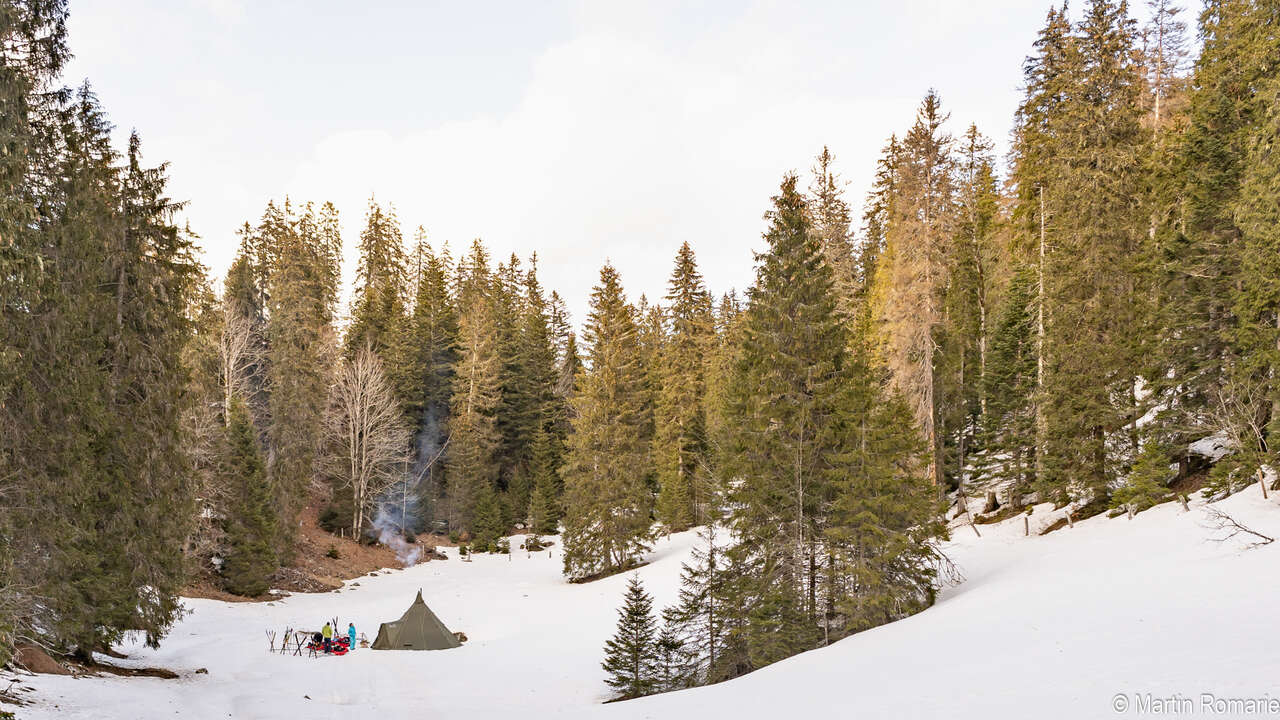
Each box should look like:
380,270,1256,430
6,489,1276,719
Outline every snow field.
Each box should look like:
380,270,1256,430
10,489,1279,720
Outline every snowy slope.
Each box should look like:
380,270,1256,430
10,490,1280,720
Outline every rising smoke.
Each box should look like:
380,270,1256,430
370,404,448,566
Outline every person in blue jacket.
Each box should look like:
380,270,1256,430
347,622,357,651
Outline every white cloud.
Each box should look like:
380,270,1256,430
73,0,1145,324
277,4,954,322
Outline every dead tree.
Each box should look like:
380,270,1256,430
325,347,411,537
219,303,260,426
1201,506,1274,548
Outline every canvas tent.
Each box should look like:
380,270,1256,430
371,590,461,651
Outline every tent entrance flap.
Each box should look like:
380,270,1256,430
370,590,460,651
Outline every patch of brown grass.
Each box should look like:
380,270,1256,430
184,501,447,602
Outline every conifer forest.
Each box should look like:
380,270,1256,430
3,1,1280,717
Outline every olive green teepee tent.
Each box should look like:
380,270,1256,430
371,590,461,651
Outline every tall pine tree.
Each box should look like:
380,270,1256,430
655,243,714,531
561,264,655,580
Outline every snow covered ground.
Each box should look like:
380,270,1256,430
10,489,1280,720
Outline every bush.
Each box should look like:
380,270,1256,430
404,532,417,544
458,544,469,557
448,531,460,544
326,545,341,560
523,534,547,552
495,538,510,554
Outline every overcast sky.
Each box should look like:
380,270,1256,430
63,0,1199,325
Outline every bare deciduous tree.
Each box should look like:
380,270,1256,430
180,399,229,565
325,347,410,537
1209,373,1270,463
219,303,261,427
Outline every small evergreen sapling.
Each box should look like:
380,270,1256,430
602,575,659,700
654,612,697,693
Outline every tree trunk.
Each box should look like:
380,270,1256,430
1036,186,1048,486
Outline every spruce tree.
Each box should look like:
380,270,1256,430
494,256,538,505
561,264,655,581
551,293,582,411
662,525,728,683
266,201,340,555
976,266,1038,496
11,92,203,655
939,125,1002,488
346,198,406,357
1039,0,1148,501
1160,0,1280,438
527,429,564,534
1112,439,1174,514
856,135,902,310
445,241,502,534
702,291,743,473
101,131,202,643
512,256,563,517
602,576,659,700
470,484,506,550
809,146,858,317
1008,4,1074,493
1231,67,1280,464
653,620,696,693
655,243,713,531
222,399,278,597
391,233,458,524
823,353,947,638
636,295,665,497
718,174,843,667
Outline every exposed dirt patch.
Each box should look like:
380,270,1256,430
6,646,181,681
184,502,450,602
567,559,649,584
80,660,178,680
275,505,403,592
12,644,70,676
1072,496,1111,522
1169,466,1208,496
1039,516,1071,535
181,581,262,603
974,505,1023,525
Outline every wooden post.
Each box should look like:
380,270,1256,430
958,490,981,537
1024,515,1029,537
1258,468,1269,500
1179,495,1189,512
